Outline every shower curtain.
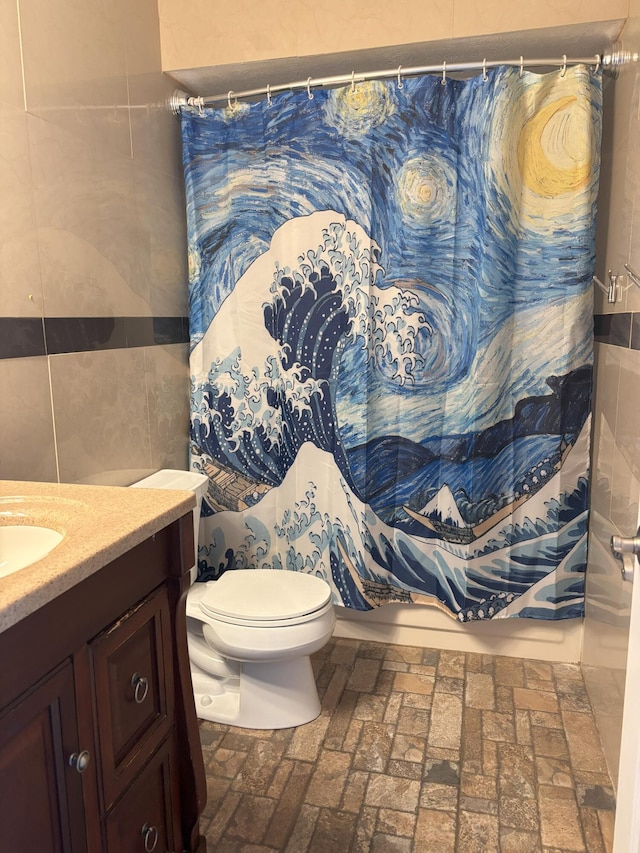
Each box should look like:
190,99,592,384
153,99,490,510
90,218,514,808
181,64,602,621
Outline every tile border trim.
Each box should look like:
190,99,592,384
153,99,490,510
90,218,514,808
0,316,189,359
594,312,637,349
5,313,635,358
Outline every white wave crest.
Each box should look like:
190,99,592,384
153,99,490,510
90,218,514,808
270,218,431,385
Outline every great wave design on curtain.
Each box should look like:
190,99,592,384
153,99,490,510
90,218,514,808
181,65,601,621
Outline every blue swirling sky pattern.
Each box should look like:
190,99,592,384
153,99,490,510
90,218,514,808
181,66,601,621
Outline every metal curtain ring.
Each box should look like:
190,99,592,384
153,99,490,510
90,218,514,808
482,58,488,82
397,65,403,89
560,54,567,77
266,83,272,106
131,672,149,704
306,77,314,99
351,70,356,92
519,56,524,77
227,90,235,108
441,61,447,85
141,823,159,852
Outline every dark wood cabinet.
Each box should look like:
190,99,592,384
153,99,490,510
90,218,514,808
0,661,87,853
0,517,206,853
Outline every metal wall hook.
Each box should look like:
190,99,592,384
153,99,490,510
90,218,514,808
593,270,620,303
624,263,640,288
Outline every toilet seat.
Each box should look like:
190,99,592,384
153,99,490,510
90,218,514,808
199,569,333,627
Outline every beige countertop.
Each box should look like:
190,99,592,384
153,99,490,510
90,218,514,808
0,479,195,634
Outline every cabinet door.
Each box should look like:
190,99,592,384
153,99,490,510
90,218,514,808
104,738,180,853
91,587,174,809
0,661,87,852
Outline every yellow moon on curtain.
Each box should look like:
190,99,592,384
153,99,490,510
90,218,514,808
517,96,592,198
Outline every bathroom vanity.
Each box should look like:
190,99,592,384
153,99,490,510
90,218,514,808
0,481,207,852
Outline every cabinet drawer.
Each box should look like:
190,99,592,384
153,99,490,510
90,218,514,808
105,738,180,853
91,587,174,808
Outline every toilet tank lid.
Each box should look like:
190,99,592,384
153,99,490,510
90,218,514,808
131,469,208,492
200,569,332,621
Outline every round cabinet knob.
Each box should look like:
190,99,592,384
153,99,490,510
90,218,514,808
68,750,91,773
131,672,149,704
141,823,159,852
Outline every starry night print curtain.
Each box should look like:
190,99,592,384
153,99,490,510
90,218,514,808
181,65,601,621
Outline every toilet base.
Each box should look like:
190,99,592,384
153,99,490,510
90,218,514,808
190,654,322,729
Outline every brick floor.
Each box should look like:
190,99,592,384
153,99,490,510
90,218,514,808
199,638,615,852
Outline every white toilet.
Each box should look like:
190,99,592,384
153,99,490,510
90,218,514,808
131,469,336,729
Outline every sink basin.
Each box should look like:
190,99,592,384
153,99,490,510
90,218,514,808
0,525,64,579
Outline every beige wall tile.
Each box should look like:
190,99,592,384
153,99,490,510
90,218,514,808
126,0,183,179
0,0,25,110
134,171,188,317
583,654,627,789
584,526,631,662
590,344,620,519
584,339,637,786
293,0,453,57
158,0,625,72
129,76,182,179
158,0,298,71
0,356,57,482
0,108,43,316
145,343,190,471
453,0,628,39
594,76,630,314
126,0,188,320
49,348,153,484
609,346,640,533
621,13,640,310
124,0,163,78
18,0,129,147
27,114,150,317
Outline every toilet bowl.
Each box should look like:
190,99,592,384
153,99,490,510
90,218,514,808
131,470,335,730
187,569,335,728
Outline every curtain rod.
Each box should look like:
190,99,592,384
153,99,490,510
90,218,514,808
170,44,634,114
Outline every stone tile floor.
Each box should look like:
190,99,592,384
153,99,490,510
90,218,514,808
198,638,616,852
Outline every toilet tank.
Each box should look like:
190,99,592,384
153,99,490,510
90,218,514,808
131,469,208,583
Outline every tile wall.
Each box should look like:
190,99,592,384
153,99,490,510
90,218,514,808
0,0,189,485
157,0,628,74
583,0,640,790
